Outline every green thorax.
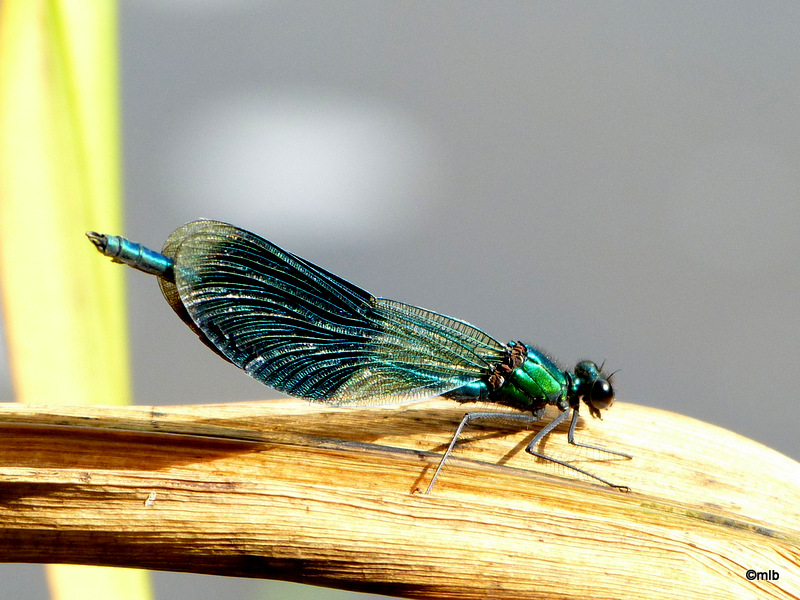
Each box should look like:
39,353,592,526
491,344,570,412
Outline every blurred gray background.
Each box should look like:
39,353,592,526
1,2,799,599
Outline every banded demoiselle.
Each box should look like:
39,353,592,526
87,220,630,492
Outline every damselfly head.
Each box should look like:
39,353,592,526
573,360,615,419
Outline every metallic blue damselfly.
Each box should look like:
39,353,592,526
88,220,630,492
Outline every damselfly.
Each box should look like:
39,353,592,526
88,220,630,492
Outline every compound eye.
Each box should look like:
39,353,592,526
589,379,614,410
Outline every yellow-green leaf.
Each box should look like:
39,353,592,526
0,1,152,599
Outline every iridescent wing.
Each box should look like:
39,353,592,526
158,220,508,405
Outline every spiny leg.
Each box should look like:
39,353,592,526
567,408,632,460
527,409,630,491
424,410,544,495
